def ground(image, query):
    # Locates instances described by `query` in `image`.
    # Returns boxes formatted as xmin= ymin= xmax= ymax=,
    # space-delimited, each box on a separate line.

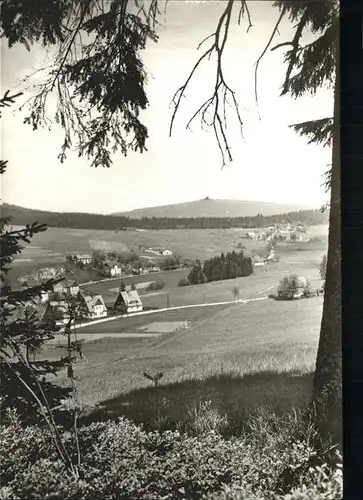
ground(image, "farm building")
xmin=114 ymin=290 xmax=143 ymax=314
xmin=102 ymin=261 xmax=122 ymax=277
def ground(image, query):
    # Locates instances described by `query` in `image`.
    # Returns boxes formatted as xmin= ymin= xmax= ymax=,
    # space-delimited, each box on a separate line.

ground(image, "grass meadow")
xmin=57 ymin=295 xmax=324 ymax=433
xmin=9 ymin=225 xmax=282 ymax=284
xmin=18 ymin=224 xmax=328 ymax=434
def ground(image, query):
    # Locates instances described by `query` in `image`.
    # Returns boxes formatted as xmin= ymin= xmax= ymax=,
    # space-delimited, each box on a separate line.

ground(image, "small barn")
xmin=114 ymin=290 xmax=143 ymax=314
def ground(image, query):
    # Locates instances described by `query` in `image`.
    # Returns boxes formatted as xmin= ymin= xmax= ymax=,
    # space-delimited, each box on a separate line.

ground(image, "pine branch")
xmin=289 ymin=117 xmax=333 ymax=147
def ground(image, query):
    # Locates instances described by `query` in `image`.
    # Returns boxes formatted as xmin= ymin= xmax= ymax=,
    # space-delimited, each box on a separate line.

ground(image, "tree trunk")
xmin=311 ymin=47 xmax=341 ymax=447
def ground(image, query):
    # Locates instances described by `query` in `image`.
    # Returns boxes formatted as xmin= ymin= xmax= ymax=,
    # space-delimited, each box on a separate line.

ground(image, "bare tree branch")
xmin=169 ymin=0 xmax=246 ymax=168
xmin=238 ymin=0 xmax=252 ymax=32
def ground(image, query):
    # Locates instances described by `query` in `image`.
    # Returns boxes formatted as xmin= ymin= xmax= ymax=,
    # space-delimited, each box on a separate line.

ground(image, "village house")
xmin=277 ymin=230 xmax=293 ymax=241
xmin=75 ymin=254 xmax=92 ymax=265
xmin=79 ymin=293 xmax=108 ymax=319
xmin=114 ymin=289 xmax=143 ymax=314
xmin=51 ymin=279 xmax=79 ymax=297
xmin=52 ymin=281 xmax=64 ymax=294
xmin=43 ymin=291 xmax=107 ymax=325
xmin=64 ymin=279 xmax=80 ymax=296
xmin=102 ymin=261 xmax=122 ymax=278
xmin=162 ymin=249 xmax=173 ymax=256
xmin=39 ymin=290 xmax=50 ymax=303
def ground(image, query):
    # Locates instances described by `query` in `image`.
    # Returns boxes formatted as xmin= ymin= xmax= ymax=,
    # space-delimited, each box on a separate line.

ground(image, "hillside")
xmin=1 ymin=202 xmax=327 ymax=231
xmin=113 ymin=198 xmax=313 ymax=219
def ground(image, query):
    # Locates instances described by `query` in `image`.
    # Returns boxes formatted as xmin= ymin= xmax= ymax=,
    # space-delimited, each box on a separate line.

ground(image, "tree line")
xmin=3 ymin=204 xmax=328 ymax=231
xmin=187 ymin=250 xmax=253 ymax=285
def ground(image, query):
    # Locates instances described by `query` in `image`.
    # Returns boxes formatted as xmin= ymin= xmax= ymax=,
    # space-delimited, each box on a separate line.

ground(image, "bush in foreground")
xmin=0 ymin=411 xmax=342 ymax=500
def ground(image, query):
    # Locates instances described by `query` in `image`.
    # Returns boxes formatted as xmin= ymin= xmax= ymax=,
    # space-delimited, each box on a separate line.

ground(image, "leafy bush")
xmin=178 ymin=278 xmax=190 ymax=287
xmin=277 ymin=274 xmax=300 ymax=300
xmin=147 ymin=279 xmax=165 ymax=291
xmin=0 ymin=413 xmax=342 ymax=500
xmin=276 ymin=275 xmax=312 ymax=301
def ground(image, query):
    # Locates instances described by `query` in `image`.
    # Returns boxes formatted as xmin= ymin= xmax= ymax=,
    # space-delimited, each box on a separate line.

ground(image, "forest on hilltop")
xmin=2 ymin=204 xmax=328 ymax=231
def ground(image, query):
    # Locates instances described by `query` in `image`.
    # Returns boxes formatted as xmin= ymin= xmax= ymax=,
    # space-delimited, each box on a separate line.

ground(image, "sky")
xmin=1 ymin=1 xmax=333 ymax=214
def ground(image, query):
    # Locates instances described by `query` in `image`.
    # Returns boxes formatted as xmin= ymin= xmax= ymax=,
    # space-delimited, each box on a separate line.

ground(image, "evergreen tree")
xmin=0 ymin=91 xmax=73 ymax=425
xmin=188 ymin=260 xmax=207 ymax=285
xmin=272 ymin=0 xmax=340 ymax=446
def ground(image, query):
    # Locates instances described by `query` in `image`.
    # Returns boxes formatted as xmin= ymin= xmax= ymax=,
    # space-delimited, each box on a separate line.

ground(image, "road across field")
xmin=68 ymin=295 xmax=270 ymax=333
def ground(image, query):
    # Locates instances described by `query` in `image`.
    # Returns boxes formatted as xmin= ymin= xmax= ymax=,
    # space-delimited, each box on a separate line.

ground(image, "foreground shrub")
xmin=0 ymin=412 xmax=342 ymax=500
xmin=276 ymin=275 xmax=313 ymax=301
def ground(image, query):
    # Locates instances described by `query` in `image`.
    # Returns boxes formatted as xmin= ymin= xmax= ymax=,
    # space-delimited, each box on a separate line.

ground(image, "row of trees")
xmin=2 ymin=204 xmax=328 ymax=231
xmin=188 ymin=251 xmax=253 ymax=285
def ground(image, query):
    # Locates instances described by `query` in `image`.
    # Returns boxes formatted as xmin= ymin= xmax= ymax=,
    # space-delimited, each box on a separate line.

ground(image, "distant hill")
xmin=1 ymin=202 xmax=328 ymax=231
xmin=113 ymin=198 xmax=314 ymax=219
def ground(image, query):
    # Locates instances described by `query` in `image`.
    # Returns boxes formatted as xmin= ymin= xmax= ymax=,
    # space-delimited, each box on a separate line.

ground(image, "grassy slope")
xmin=72 ymin=295 xmax=322 ymax=410
xmin=82 ymin=253 xmax=323 ymax=309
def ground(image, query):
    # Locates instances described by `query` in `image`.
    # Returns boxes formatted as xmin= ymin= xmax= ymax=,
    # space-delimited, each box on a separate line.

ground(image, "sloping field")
xmin=73 ymin=296 xmax=323 ymax=407
xmin=82 ymin=255 xmax=323 ymax=311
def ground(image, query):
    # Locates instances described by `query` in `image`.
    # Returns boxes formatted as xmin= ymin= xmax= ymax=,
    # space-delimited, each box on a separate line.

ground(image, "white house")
xmin=103 ymin=261 xmax=122 ymax=277
xmin=278 ymin=230 xmax=292 ymax=241
xmin=76 ymin=254 xmax=92 ymax=265
xmin=114 ymin=290 xmax=143 ymax=314
xmin=64 ymin=279 xmax=80 ymax=296
xmin=52 ymin=279 xmax=79 ymax=296
xmin=80 ymin=294 xmax=108 ymax=319
xmin=40 ymin=290 xmax=49 ymax=303
xmin=162 ymin=249 xmax=173 ymax=256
